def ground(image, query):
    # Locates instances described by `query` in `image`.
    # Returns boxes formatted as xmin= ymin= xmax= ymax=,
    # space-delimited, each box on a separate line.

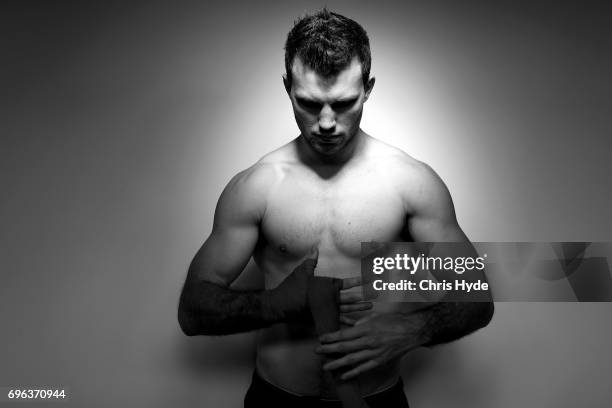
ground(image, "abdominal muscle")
xmin=253 ymin=248 xmax=403 ymax=398
xmin=255 ymin=312 xmax=402 ymax=399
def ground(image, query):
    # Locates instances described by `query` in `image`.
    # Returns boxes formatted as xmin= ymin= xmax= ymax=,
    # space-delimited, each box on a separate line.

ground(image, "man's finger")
xmin=322 ymin=349 xmax=376 ymax=371
xmin=354 ymin=312 xmax=379 ymax=326
xmin=342 ymin=275 xmax=374 ymax=289
xmin=341 ymin=276 xmax=362 ymax=289
xmin=339 ymin=315 xmax=356 ymax=326
xmin=340 ymin=360 xmax=381 ymax=380
xmin=319 ymin=325 xmax=366 ymax=343
xmin=340 ymin=302 xmax=373 ymax=313
xmin=339 ymin=291 xmax=366 ymax=304
xmin=316 ymin=336 xmax=370 ymax=354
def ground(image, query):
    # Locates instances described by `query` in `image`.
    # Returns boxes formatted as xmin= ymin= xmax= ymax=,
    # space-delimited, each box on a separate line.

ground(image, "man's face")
xmin=285 ymin=57 xmax=374 ymax=156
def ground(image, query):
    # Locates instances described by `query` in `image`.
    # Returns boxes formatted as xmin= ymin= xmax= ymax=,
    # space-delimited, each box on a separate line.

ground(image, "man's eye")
xmin=332 ymin=99 xmax=357 ymax=111
xmin=297 ymin=99 xmax=322 ymax=110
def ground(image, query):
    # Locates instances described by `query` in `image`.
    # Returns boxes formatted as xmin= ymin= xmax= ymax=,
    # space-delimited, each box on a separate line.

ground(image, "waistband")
xmin=250 ymin=370 xmax=405 ymax=403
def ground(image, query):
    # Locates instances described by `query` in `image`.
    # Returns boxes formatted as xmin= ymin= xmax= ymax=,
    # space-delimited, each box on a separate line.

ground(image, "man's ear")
xmin=364 ymin=77 xmax=376 ymax=101
xmin=283 ymin=74 xmax=291 ymax=95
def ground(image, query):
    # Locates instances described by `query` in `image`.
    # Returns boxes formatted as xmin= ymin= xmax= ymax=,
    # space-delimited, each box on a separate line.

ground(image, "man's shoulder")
xmin=366 ymin=138 xmax=437 ymax=182
xmin=219 ymin=144 xmax=297 ymax=212
xmin=226 ymin=161 xmax=286 ymax=198
xmin=214 ymin=163 xmax=280 ymax=223
xmin=366 ymin=138 xmax=450 ymax=210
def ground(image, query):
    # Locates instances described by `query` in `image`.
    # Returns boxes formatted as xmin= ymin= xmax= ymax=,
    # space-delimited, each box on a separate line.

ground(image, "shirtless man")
xmin=178 ymin=9 xmax=493 ymax=407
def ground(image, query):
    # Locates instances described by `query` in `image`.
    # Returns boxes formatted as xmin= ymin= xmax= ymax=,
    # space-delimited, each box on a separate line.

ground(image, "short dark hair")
xmin=284 ymin=9 xmax=371 ymax=88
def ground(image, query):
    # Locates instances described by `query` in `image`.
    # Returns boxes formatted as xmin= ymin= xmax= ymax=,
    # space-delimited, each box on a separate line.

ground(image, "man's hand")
xmin=316 ymin=312 xmax=429 ymax=380
xmin=265 ymin=248 xmax=374 ymax=323
xmin=265 ymin=247 xmax=319 ymax=321
xmin=339 ymin=276 xmax=373 ymax=314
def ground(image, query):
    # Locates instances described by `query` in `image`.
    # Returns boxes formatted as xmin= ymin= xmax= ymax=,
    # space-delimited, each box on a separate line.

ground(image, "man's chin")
xmin=314 ymin=145 xmax=343 ymax=156
xmin=313 ymin=140 xmax=345 ymax=154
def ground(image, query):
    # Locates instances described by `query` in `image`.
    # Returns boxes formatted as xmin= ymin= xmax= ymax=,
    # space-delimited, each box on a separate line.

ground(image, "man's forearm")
xmin=415 ymin=243 xmax=494 ymax=346
xmin=179 ymin=253 xmax=317 ymax=336
xmin=178 ymin=281 xmax=279 ymax=336
xmin=417 ymin=301 xmax=494 ymax=347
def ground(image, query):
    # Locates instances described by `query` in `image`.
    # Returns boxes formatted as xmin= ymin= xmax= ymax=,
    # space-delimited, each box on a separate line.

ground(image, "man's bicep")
xmin=406 ymin=165 xmax=468 ymax=243
xmin=409 ymin=211 xmax=468 ymax=242
xmin=187 ymin=223 xmax=259 ymax=287
xmin=185 ymin=169 xmax=267 ymax=287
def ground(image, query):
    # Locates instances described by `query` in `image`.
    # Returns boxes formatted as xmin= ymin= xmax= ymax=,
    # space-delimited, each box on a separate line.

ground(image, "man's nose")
xmin=318 ymin=105 xmax=336 ymax=133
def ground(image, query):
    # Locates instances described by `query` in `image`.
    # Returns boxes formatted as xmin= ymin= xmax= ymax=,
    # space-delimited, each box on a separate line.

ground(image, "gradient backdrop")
xmin=1 ymin=1 xmax=611 ymax=407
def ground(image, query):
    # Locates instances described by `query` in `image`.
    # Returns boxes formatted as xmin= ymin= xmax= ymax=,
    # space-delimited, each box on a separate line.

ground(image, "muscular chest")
xmin=260 ymin=169 xmax=406 ymax=258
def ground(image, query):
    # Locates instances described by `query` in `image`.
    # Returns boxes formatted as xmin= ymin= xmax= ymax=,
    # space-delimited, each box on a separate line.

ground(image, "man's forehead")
xmin=290 ymin=57 xmax=363 ymax=98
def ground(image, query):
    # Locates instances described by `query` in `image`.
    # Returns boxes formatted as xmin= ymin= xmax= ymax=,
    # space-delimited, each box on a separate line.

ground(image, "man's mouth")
xmin=315 ymin=136 xmax=342 ymax=144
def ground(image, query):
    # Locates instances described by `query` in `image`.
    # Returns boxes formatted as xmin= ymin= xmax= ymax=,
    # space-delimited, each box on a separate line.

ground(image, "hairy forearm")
xmin=178 ymin=281 xmax=277 ymax=336
xmin=417 ymin=301 xmax=494 ymax=347
xmin=415 ymin=243 xmax=494 ymax=346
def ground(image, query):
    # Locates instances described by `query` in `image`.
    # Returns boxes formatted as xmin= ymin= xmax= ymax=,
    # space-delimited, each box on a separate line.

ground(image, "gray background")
xmin=1 ymin=0 xmax=611 ymax=407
